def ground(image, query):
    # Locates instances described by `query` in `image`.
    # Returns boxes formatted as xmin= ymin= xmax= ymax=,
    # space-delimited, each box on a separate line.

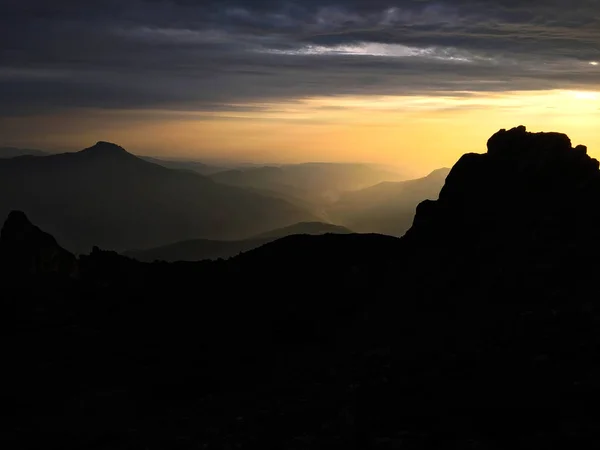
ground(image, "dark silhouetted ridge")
xmin=0 ymin=210 xmax=77 ymax=276
xmin=125 ymin=221 xmax=353 ymax=262
xmin=252 ymin=221 xmax=352 ymax=240
xmin=78 ymin=141 xmax=134 ymax=159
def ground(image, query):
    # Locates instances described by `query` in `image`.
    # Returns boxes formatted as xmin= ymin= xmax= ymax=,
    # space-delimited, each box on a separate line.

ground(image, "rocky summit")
xmin=408 ymin=125 xmax=600 ymax=246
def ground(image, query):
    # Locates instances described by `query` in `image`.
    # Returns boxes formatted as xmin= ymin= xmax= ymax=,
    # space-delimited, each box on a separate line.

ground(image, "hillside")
xmin=126 ymin=221 xmax=353 ymax=262
xmin=326 ymin=167 xmax=450 ymax=236
xmin=0 ymin=142 xmax=317 ymax=253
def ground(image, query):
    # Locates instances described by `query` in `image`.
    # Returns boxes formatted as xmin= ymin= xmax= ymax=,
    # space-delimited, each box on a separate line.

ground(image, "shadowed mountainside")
xmin=126 ymin=222 xmax=353 ymax=262
xmin=5 ymin=126 xmax=600 ymax=448
xmin=326 ymin=167 xmax=450 ymax=236
xmin=0 ymin=142 xmax=317 ymax=253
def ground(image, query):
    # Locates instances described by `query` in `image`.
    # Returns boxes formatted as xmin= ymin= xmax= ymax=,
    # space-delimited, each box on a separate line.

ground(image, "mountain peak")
xmin=487 ymin=125 xmax=577 ymax=160
xmin=80 ymin=141 xmax=131 ymax=157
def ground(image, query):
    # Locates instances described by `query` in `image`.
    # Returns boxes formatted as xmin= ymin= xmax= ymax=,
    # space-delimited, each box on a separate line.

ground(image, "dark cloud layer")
xmin=1 ymin=0 xmax=599 ymax=115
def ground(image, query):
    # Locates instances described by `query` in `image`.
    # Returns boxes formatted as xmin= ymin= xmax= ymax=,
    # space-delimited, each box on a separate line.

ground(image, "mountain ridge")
xmin=125 ymin=221 xmax=353 ymax=262
xmin=0 ymin=146 xmax=49 ymax=158
xmin=326 ymin=167 xmax=451 ymax=236
xmin=210 ymin=162 xmax=407 ymax=206
xmin=0 ymin=142 xmax=317 ymax=252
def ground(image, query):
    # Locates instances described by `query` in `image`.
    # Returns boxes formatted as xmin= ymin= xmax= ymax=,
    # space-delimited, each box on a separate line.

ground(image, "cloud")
xmin=1 ymin=0 xmax=599 ymax=116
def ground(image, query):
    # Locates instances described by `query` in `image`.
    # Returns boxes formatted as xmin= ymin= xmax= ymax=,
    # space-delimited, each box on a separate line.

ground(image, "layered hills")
xmin=139 ymin=156 xmax=225 ymax=175
xmin=210 ymin=162 xmax=406 ymax=206
xmin=0 ymin=146 xmax=48 ymax=158
xmin=326 ymin=167 xmax=450 ymax=236
xmin=4 ymin=126 xmax=600 ymax=448
xmin=126 ymin=221 xmax=353 ymax=262
xmin=0 ymin=142 xmax=317 ymax=253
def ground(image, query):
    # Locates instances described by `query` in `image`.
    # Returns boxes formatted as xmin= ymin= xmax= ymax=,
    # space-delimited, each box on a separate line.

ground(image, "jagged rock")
xmin=0 ymin=210 xmax=78 ymax=277
xmin=487 ymin=125 xmax=572 ymax=160
xmin=406 ymin=125 xmax=600 ymax=245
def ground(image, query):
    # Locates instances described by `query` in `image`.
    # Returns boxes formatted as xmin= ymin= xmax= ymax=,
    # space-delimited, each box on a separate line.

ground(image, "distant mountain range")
xmin=125 ymin=222 xmax=353 ymax=262
xmin=0 ymin=147 xmax=48 ymax=158
xmin=207 ymin=163 xmax=449 ymax=236
xmin=210 ymin=162 xmax=407 ymax=206
xmin=0 ymin=142 xmax=318 ymax=253
xmin=326 ymin=168 xmax=451 ymax=236
xmin=139 ymin=156 xmax=225 ymax=175
xmin=2 ymin=144 xmax=449 ymax=242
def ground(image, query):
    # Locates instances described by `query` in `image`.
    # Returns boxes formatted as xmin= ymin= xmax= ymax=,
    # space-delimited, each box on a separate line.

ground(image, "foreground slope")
xmin=5 ymin=126 xmax=600 ymax=448
xmin=0 ymin=142 xmax=316 ymax=252
xmin=126 ymin=222 xmax=353 ymax=262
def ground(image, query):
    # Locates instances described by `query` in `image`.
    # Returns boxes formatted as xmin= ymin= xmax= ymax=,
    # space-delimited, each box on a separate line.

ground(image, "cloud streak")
xmin=1 ymin=0 xmax=599 ymax=116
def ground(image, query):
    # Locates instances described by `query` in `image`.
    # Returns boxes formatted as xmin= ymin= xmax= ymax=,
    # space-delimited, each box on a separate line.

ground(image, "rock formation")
xmin=407 ymin=125 xmax=600 ymax=249
xmin=0 ymin=210 xmax=78 ymax=277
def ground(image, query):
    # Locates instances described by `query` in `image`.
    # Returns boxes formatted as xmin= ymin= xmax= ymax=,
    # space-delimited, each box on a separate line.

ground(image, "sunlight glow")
xmin=261 ymin=43 xmax=484 ymax=63
xmin=572 ymin=91 xmax=599 ymax=100
xmin=3 ymin=90 xmax=599 ymax=177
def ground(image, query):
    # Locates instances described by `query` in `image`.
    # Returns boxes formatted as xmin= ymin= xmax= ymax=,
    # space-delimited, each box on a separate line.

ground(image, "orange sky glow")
xmin=2 ymin=89 xmax=598 ymax=177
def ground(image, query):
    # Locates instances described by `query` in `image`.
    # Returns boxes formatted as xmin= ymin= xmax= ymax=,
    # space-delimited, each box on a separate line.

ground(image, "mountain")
xmin=6 ymin=126 xmax=600 ymax=448
xmin=0 ymin=210 xmax=78 ymax=277
xmin=125 ymin=221 xmax=353 ymax=262
xmin=406 ymin=126 xmax=600 ymax=248
xmin=140 ymin=156 xmax=225 ymax=175
xmin=209 ymin=162 xmax=406 ymax=207
xmin=355 ymin=127 xmax=600 ymax=445
xmin=0 ymin=142 xmax=317 ymax=253
xmin=326 ymin=167 xmax=450 ymax=236
xmin=0 ymin=147 xmax=48 ymax=158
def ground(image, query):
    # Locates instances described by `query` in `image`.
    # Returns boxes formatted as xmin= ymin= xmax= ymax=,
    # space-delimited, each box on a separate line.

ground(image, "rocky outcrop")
xmin=406 ymin=125 xmax=600 ymax=246
xmin=0 ymin=211 xmax=78 ymax=277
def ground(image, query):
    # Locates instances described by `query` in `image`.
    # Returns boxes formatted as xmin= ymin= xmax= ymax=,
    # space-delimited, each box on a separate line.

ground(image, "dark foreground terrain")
xmin=3 ymin=126 xmax=600 ymax=449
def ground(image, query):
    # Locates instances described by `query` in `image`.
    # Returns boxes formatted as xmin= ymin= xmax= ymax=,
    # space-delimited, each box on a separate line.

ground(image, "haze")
xmin=1 ymin=1 xmax=599 ymax=175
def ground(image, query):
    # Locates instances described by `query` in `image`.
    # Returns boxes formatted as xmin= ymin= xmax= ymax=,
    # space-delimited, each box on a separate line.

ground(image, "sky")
xmin=1 ymin=0 xmax=599 ymax=175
